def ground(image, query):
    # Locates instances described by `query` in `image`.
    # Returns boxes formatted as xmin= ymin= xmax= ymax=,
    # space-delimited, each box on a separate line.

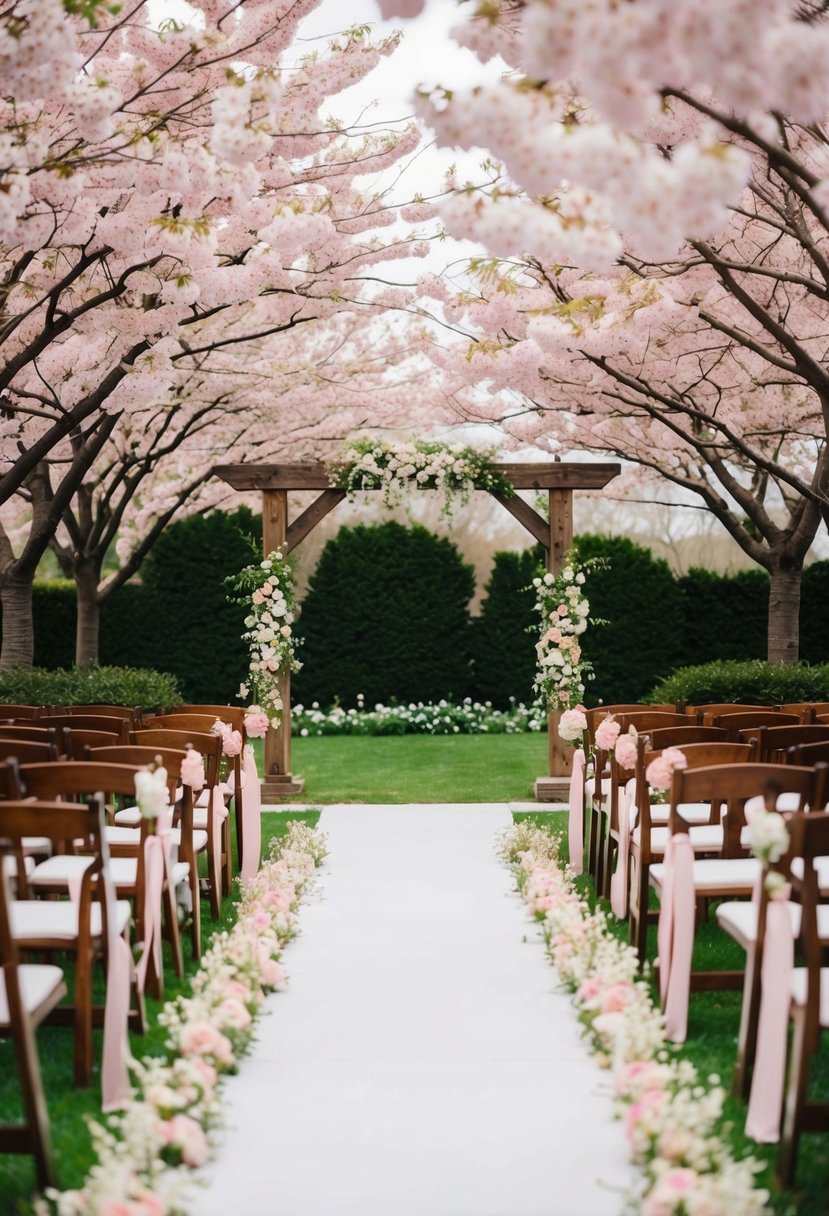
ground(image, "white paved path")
xmin=195 ymin=805 xmax=631 ymax=1216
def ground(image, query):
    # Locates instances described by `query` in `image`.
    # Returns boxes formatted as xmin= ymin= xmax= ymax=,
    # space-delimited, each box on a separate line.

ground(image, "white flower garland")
xmin=226 ymin=550 xmax=302 ymax=726
xmin=38 ymin=822 xmax=327 ymax=1216
xmin=497 ymin=822 xmax=770 ymax=1216
xmin=329 ymin=437 xmax=514 ymax=518
xmin=532 ymin=550 xmax=600 ymax=714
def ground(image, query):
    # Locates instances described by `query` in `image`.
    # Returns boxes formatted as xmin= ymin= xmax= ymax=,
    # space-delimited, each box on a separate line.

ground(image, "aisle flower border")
xmin=38 ymin=821 xmax=328 ymax=1216
xmin=532 ymin=549 xmax=603 ymax=718
xmin=497 ymin=821 xmax=769 ymax=1216
xmin=225 ymin=549 xmax=301 ymax=727
xmin=329 ymin=437 xmax=515 ymax=517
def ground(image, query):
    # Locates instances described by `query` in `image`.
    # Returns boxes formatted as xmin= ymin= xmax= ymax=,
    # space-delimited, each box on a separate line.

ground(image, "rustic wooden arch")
xmin=215 ymin=460 xmax=620 ymax=801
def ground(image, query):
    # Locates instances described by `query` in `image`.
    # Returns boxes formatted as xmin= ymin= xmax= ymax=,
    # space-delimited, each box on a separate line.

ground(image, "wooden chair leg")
xmin=629 ymin=856 xmax=650 ymax=967
xmin=73 ymin=949 xmax=93 ymax=1088
xmin=9 ymin=995 xmax=57 ymax=1189
xmin=206 ymin=850 xmax=222 ymax=920
xmin=778 ymin=1006 xmax=809 ymax=1187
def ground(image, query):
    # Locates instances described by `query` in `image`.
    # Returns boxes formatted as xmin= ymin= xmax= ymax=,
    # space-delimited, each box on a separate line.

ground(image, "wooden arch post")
xmin=215 ymin=460 xmax=620 ymax=802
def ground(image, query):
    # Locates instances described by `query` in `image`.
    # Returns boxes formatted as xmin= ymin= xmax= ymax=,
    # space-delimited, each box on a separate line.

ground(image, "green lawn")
xmin=288 ymin=732 xmax=549 ymax=803
xmin=514 ymin=810 xmax=829 ymax=1216
xmin=0 ymin=811 xmax=319 ymax=1215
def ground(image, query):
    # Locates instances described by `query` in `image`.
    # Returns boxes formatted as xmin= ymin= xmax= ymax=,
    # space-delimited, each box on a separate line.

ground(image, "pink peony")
xmin=222 ymin=729 xmax=243 ymax=757
xmin=601 ymin=981 xmax=633 ymax=1013
xmin=626 ymin=1088 xmax=666 ymax=1139
xmin=646 ymin=746 xmax=688 ymax=791
xmin=216 ymin=997 xmax=252 ymax=1031
xmin=559 ymin=705 xmax=588 ymax=743
xmin=180 ymin=749 xmax=205 ymax=790
xmin=244 ymin=709 xmax=269 ymax=738
xmin=179 ymin=1021 xmax=234 ymax=1066
xmin=643 ymin=1168 xmax=699 ymax=1215
xmin=595 ymin=715 xmax=621 ymax=751
xmin=576 ymin=976 xmax=604 ymax=1003
xmin=614 ymin=727 xmax=638 ymax=770
xmin=157 ymin=1114 xmax=209 ymax=1168
xmin=261 ymin=958 xmax=286 ymax=988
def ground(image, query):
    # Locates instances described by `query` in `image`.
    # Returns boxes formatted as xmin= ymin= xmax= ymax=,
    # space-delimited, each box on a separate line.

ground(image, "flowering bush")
xmin=329 ymin=437 xmax=514 ymax=517
xmin=225 ymin=550 xmax=301 ymax=726
xmin=532 ymin=551 xmax=603 ymax=713
xmin=37 ymin=821 xmax=327 ymax=1216
xmin=292 ymin=696 xmax=547 ymax=736
xmin=497 ymin=821 xmax=769 ymax=1216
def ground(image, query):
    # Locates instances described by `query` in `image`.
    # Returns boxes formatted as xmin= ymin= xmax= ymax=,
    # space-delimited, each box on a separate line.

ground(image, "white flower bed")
xmin=292 ymin=696 xmax=547 ymax=736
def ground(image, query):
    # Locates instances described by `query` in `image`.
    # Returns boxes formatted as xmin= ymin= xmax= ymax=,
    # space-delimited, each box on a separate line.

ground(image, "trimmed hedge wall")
xmin=11 ymin=515 xmax=829 ymax=711
xmin=293 ymin=521 xmax=475 ymax=707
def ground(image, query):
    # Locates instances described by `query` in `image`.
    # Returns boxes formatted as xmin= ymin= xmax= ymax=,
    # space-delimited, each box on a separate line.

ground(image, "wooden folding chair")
xmin=627 ymin=740 xmax=757 ymax=963
xmin=736 ymin=723 xmax=829 ymax=763
xmin=1 ymin=793 xmax=132 ymax=1086
xmin=0 ymin=846 xmax=66 ymax=1189
xmin=651 ymin=764 xmax=824 ymax=1035
xmin=87 ymin=744 xmax=202 ymax=959
xmin=133 ymin=728 xmax=225 ymax=917
xmin=691 ymin=703 xmax=776 ymax=723
xmin=14 ymin=761 xmax=185 ymax=996
xmin=0 ymin=739 xmax=59 ymax=765
xmin=42 ymin=714 xmax=130 ymax=743
xmin=777 ymin=810 xmax=829 ymax=1184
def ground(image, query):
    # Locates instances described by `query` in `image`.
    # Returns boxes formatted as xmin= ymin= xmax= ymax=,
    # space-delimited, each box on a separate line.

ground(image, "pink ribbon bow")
xmin=610 ymin=784 xmax=631 ymax=919
xmin=240 ymin=745 xmax=262 ymax=884
xmin=746 ymin=885 xmax=794 ymax=1142
xmin=568 ymin=748 xmax=586 ymax=876
xmin=657 ymin=832 xmax=695 ymax=1042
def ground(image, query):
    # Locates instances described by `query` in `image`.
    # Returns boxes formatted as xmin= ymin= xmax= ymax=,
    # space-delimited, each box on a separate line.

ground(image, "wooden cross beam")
xmin=214 ymin=459 xmax=621 ymax=802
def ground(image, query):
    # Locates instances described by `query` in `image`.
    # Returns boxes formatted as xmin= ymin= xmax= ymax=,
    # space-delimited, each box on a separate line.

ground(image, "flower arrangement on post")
xmin=329 ymin=437 xmax=514 ymax=517
xmin=532 ymin=550 xmax=604 ymax=734
xmin=225 ymin=550 xmax=301 ymax=727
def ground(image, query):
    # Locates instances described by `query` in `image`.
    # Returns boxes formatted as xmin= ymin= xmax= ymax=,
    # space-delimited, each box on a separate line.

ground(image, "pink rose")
xmin=601 ymin=981 xmax=633 ymax=1013
xmin=646 ymin=1168 xmax=699 ymax=1209
xmin=646 ymin=746 xmax=688 ymax=791
xmin=221 ymin=979 xmax=250 ymax=1002
xmin=614 ymin=728 xmax=638 ymax=770
xmin=595 ymin=715 xmax=621 ymax=751
xmin=179 ymin=1021 xmax=234 ymax=1066
xmin=626 ymin=1088 xmax=666 ymax=1139
xmin=222 ymin=729 xmax=243 ymax=757
xmin=216 ymin=997 xmax=252 ymax=1031
xmin=261 ymin=958 xmax=286 ymax=988
xmin=576 ymin=976 xmax=603 ymax=1003
xmin=244 ymin=709 xmax=269 ymax=738
xmin=159 ymin=1115 xmax=209 ymax=1168
xmin=558 ymin=690 xmax=570 ymax=703
xmin=180 ymin=749 xmax=205 ymax=790
xmin=189 ymin=1058 xmax=218 ymax=1092
xmin=251 ymin=589 xmax=264 ymax=605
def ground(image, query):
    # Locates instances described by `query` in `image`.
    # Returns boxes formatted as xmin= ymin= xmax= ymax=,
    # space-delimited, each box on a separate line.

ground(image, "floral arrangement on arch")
xmin=329 ymin=437 xmax=514 ymax=517
xmin=37 ymin=821 xmax=328 ymax=1216
xmin=533 ymin=550 xmax=603 ymax=719
xmin=226 ymin=550 xmax=301 ymax=727
xmin=496 ymin=821 xmax=769 ymax=1216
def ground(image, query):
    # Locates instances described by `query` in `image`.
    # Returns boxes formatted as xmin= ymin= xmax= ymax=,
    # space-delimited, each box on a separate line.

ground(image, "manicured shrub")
xmin=573 ymin=534 xmax=686 ymax=706
xmin=649 ymin=659 xmax=829 ymax=706
xmin=0 ymin=665 xmax=182 ymax=709
xmin=800 ymin=560 xmax=829 ymax=663
xmin=137 ymin=508 xmax=260 ymax=702
xmin=677 ymin=567 xmax=768 ymax=663
xmin=294 ymin=521 xmax=475 ymax=707
xmin=32 ymin=580 xmax=76 ymax=668
xmin=471 ymin=548 xmax=541 ymax=707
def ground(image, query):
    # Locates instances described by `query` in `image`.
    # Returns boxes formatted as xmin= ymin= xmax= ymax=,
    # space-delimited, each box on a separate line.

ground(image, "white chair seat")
xmin=585 ymin=775 xmax=610 ymax=804
xmin=171 ymin=860 xmax=189 ymax=885
xmin=650 ymin=856 xmax=761 ymax=893
xmin=105 ymin=825 xmax=206 ymax=852
xmin=28 ymin=855 xmax=93 ymax=888
xmin=190 ymin=829 xmax=208 ymax=852
xmin=790 ymin=968 xmax=829 ymax=1025
xmin=11 ymin=897 xmax=131 ymax=941
xmin=636 ymin=802 xmax=713 ymax=827
xmin=790 ymin=855 xmax=829 ymax=889
xmin=633 ymin=824 xmax=724 ymax=853
xmin=22 ymin=837 xmax=51 ymax=856
xmin=113 ymin=807 xmax=141 ymax=827
xmin=0 ymin=964 xmax=65 ymax=1025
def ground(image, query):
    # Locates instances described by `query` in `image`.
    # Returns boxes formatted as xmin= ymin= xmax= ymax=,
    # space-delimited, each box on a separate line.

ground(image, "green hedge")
xmin=0 ymin=665 xmax=182 ymax=709
xmin=294 ymin=521 xmax=475 ymax=707
xmin=649 ymin=659 xmax=829 ymax=706
xmin=471 ymin=548 xmax=541 ymax=708
xmin=676 ymin=567 xmax=769 ymax=663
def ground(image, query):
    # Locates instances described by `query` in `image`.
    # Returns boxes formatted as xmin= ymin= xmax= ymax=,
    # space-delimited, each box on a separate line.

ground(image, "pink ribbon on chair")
xmin=240 ymin=745 xmax=262 ymax=884
xmin=568 ymin=748 xmax=586 ymax=876
xmin=745 ymin=886 xmax=794 ymax=1142
xmin=610 ymin=785 xmax=631 ymax=919
xmin=657 ymin=832 xmax=695 ymax=1042
xmin=134 ymin=833 xmax=165 ymax=995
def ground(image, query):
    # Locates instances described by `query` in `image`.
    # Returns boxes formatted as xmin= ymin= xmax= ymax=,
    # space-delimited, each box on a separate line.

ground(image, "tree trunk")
xmin=0 ymin=573 xmax=35 ymax=670
xmin=767 ymin=559 xmax=801 ymax=665
xmin=75 ymin=561 xmax=102 ymax=669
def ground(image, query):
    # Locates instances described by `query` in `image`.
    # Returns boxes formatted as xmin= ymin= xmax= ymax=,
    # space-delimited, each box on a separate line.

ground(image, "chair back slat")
xmin=42 ymin=714 xmax=130 ymax=742
xmin=737 ymin=723 xmax=829 ymax=762
xmin=0 ymin=738 xmax=58 ymax=765
xmin=713 ymin=710 xmax=800 ymax=739
xmin=646 ymin=725 xmax=728 ymax=750
xmin=788 ymin=738 xmax=829 ymax=767
xmin=132 ymin=729 xmax=222 ymax=784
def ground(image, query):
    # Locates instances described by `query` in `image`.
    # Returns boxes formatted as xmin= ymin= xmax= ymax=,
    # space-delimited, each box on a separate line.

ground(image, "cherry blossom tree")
xmin=400 ymin=0 xmax=829 ymax=663
xmin=0 ymin=0 xmax=439 ymax=667
xmin=37 ymin=310 xmax=440 ymax=665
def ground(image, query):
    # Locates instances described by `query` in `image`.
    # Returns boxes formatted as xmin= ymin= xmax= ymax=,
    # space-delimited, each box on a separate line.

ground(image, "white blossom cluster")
xmin=532 ymin=551 xmax=596 ymax=712
xmin=293 ymin=696 xmax=547 ymax=736
xmin=227 ymin=550 xmax=302 ymax=727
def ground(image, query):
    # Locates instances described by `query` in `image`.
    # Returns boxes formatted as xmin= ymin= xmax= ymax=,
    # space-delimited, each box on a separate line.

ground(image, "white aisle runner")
xmin=196 ymin=805 xmax=630 ymax=1216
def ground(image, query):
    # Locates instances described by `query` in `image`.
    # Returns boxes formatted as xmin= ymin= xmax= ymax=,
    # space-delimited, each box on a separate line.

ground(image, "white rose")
xmin=543 ymin=573 xmax=554 ymax=586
